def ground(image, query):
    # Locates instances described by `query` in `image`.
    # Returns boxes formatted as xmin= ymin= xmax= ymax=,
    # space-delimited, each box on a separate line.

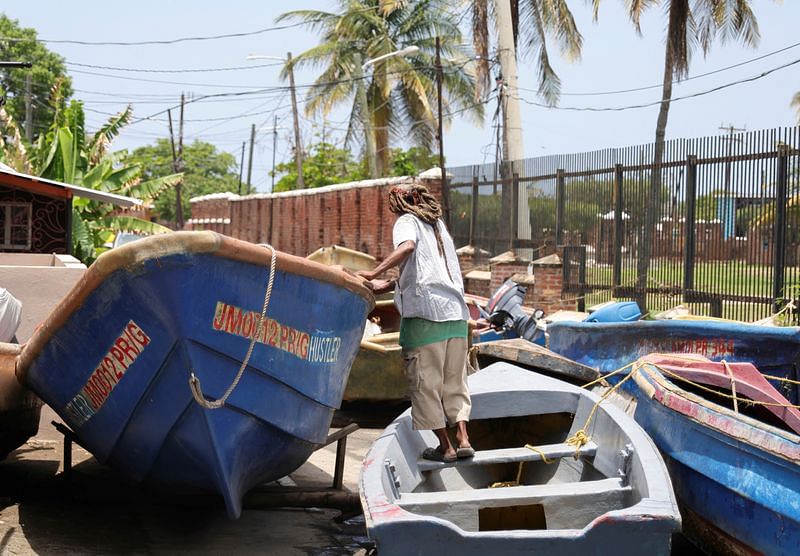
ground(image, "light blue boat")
xmin=631 ymin=354 xmax=800 ymax=555
xmin=360 ymin=362 xmax=680 ymax=555
xmin=547 ymin=319 xmax=800 ymax=402
xmin=16 ymin=232 xmax=373 ymax=517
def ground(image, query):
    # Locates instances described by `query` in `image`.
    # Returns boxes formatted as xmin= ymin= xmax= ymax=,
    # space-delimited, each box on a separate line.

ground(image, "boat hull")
xmin=19 ymin=232 xmax=372 ymax=517
xmin=548 ymin=320 xmax=800 ymax=401
xmin=360 ymin=363 xmax=680 ymax=555
xmin=633 ymin=362 xmax=800 ymax=555
xmin=0 ymin=343 xmax=40 ymax=460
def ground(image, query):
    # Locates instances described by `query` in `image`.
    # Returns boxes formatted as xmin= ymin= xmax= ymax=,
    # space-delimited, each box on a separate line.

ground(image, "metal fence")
xmin=446 ymin=126 xmax=800 ymax=322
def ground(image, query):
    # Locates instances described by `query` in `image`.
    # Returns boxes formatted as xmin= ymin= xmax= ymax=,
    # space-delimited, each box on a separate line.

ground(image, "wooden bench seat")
xmin=399 ymin=477 xmax=629 ymax=531
xmin=417 ymin=441 xmax=598 ymax=472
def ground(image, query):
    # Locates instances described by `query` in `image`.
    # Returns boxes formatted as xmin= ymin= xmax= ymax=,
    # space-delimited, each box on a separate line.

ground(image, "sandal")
xmin=422 ymin=446 xmax=457 ymax=463
xmin=456 ymin=445 xmax=475 ymax=458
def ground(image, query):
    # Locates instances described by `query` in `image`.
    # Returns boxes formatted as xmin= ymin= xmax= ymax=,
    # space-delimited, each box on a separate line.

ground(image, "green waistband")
xmin=399 ymin=318 xmax=467 ymax=349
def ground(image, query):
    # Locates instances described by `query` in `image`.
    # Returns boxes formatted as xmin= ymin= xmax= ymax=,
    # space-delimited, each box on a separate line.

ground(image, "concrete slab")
xmin=0 ymin=405 xmax=382 ymax=555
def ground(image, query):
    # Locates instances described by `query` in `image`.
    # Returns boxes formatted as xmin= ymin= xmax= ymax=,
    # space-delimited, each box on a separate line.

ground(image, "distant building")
xmin=0 ymin=164 xmax=140 ymax=255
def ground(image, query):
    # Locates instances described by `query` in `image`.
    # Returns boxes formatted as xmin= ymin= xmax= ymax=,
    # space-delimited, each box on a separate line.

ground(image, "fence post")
xmin=683 ymin=155 xmax=697 ymax=296
xmin=510 ymin=172 xmax=519 ymax=252
xmin=773 ymin=144 xmax=789 ymax=312
xmin=613 ymin=164 xmax=623 ymax=296
xmin=555 ymin=169 xmax=565 ymax=247
xmin=469 ymin=175 xmax=479 ymax=246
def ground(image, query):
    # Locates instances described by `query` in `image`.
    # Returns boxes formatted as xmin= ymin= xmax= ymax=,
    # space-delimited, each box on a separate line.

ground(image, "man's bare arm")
xmin=356 ymin=240 xmax=415 ymax=281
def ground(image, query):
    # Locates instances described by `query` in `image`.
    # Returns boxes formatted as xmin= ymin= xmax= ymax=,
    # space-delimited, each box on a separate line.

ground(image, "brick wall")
xmin=188 ymin=175 xmax=573 ymax=314
xmin=188 ymin=175 xmax=441 ymax=260
xmin=531 ymin=254 xmax=577 ymax=314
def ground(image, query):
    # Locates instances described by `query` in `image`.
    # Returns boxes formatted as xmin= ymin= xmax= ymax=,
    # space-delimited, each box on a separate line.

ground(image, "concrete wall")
xmin=0 ymin=254 xmax=86 ymax=342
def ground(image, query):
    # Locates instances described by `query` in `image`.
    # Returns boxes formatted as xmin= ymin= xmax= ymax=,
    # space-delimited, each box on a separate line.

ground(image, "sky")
xmin=1 ymin=1 xmax=798 ymax=193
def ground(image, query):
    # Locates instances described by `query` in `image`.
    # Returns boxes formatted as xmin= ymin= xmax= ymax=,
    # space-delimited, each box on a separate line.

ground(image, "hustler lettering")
xmin=212 ymin=301 xmax=341 ymax=363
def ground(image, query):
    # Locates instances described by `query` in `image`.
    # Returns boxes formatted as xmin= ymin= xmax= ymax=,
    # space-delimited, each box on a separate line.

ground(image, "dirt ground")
xmin=0 ymin=405 xmax=383 ymax=555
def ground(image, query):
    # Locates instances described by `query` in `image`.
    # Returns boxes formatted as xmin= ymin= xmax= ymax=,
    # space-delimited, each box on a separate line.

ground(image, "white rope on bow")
xmin=189 ymin=243 xmax=277 ymax=409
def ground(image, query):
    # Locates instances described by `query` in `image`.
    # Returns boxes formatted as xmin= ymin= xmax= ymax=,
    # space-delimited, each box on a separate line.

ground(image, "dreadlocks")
xmin=388 ymin=183 xmax=452 ymax=279
xmin=388 ymin=184 xmax=442 ymax=225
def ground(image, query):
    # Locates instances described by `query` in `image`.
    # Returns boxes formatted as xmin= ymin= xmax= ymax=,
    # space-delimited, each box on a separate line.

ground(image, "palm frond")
xmin=793 ymin=91 xmax=800 ymax=124
xmin=0 ymin=106 xmax=32 ymax=173
xmin=71 ymin=208 xmax=95 ymax=262
xmin=98 ymin=215 xmax=173 ymax=235
xmin=88 ymin=105 xmax=133 ymax=165
xmin=122 ymin=173 xmax=183 ymax=203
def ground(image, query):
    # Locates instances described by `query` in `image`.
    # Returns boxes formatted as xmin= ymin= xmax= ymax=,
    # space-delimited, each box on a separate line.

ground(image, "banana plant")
xmin=0 ymin=93 xmax=182 ymax=264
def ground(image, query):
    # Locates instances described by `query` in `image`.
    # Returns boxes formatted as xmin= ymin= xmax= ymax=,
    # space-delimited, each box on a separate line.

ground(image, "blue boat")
xmin=15 ymin=231 xmax=373 ymax=517
xmin=630 ymin=354 xmax=800 ymax=555
xmin=547 ymin=319 xmax=800 ymax=402
xmin=360 ymin=362 xmax=680 ymax=555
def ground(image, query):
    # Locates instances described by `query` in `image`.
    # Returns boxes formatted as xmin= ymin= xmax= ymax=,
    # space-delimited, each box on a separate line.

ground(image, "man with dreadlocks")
xmin=357 ymin=183 xmax=474 ymax=463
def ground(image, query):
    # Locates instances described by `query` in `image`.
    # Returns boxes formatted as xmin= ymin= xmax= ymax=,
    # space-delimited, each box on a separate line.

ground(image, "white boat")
xmin=359 ymin=362 xmax=680 ymax=555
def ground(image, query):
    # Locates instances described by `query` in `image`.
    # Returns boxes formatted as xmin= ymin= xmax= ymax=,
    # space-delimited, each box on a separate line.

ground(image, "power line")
xmin=65 ymin=61 xmax=283 ymax=74
xmin=520 ymin=39 xmax=800 ymax=98
xmin=0 ymin=20 xmax=323 ymax=47
xmin=0 ymin=6 xmax=383 ymax=47
xmin=513 ymin=56 xmax=800 ymax=112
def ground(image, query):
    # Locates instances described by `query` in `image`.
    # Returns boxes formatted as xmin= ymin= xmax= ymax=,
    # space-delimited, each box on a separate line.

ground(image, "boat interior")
xmin=381 ymin=379 xmax=651 ymax=533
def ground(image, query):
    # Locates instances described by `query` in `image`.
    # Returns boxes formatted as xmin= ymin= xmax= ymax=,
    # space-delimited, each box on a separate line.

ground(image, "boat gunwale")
xmin=633 ymin=359 xmax=800 ymax=462
xmin=16 ymin=231 xmax=374 ymax=383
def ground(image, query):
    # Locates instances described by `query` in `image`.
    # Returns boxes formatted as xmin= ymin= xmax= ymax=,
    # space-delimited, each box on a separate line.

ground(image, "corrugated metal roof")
xmin=0 ymin=165 xmax=143 ymax=208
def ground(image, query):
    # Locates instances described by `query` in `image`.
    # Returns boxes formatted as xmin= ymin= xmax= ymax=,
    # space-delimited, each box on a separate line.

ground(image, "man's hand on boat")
xmin=356 ymin=270 xmax=395 ymax=294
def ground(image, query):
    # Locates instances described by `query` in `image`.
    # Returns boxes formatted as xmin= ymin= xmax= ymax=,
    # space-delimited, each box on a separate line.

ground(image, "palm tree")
xmin=277 ymin=0 xmax=482 ymax=177
xmin=592 ymin=0 xmax=760 ymax=310
xmin=792 ymin=91 xmax=800 ymax=123
xmin=469 ymin=0 xmax=583 ymax=106
xmin=0 ymin=84 xmax=181 ymax=263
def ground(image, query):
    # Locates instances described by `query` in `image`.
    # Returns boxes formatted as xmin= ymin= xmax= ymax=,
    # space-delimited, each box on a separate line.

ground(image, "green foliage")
xmin=273 ymin=142 xmax=438 ymax=192
xmin=274 ymin=141 xmax=366 ymax=192
xmin=125 ymin=139 xmax=240 ymax=221
xmin=278 ymin=1 xmax=481 ymax=174
xmin=0 ymin=15 xmax=73 ymax=140
xmin=389 ymin=147 xmax=439 ymax=177
xmin=18 ymin=101 xmax=179 ymax=264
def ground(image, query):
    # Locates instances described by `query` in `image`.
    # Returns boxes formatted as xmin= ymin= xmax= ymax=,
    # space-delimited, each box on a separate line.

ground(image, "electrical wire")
xmin=512 ymin=56 xmax=800 ymax=112
xmin=65 ymin=61 xmax=283 ymax=74
xmin=519 ymin=39 xmax=800 ymax=98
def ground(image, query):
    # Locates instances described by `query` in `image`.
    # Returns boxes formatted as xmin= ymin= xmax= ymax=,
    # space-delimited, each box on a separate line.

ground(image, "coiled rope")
xmin=189 ymin=243 xmax=277 ymax=409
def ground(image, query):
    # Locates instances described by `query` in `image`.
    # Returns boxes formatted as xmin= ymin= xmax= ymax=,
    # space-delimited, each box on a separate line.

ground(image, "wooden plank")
xmin=399 ymin=477 xmax=627 ymax=508
xmin=476 ymin=339 xmax=599 ymax=383
xmin=417 ymin=441 xmax=598 ymax=472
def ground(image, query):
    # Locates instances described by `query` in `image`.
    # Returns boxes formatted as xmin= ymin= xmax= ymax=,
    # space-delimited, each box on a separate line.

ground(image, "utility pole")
xmin=719 ymin=123 xmax=745 ymax=240
xmin=237 ymin=140 xmax=245 ymax=195
xmin=167 ymin=95 xmax=186 ymax=230
xmin=271 ymin=114 xmax=279 ymax=193
xmin=494 ymin=0 xmax=530 ymax=255
xmin=176 ymin=93 xmax=185 ymax=229
xmin=435 ymin=37 xmax=450 ymax=225
xmin=247 ymin=123 xmax=256 ymax=193
xmin=24 ymin=73 xmax=33 ymax=143
xmin=354 ymin=53 xmax=378 ymax=179
xmin=286 ymin=52 xmax=305 ymax=189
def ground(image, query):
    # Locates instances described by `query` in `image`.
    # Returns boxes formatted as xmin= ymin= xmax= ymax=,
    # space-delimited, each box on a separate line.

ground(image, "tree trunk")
xmin=636 ymin=32 xmax=675 ymax=312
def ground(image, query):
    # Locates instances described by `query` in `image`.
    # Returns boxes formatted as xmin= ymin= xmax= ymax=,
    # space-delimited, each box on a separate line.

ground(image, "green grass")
xmin=576 ymin=260 xmax=800 ymax=323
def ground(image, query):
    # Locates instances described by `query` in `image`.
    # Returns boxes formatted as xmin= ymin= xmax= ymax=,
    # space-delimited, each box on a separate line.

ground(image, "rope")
xmin=524 ymin=443 xmax=553 ymax=464
xmin=763 ymin=373 xmax=800 ymax=385
xmin=649 ymin=361 xmax=800 ymax=410
xmin=566 ymin=430 xmax=592 ymax=458
xmin=189 ymin=243 xmax=277 ymax=409
xmin=722 ymin=360 xmax=739 ymax=413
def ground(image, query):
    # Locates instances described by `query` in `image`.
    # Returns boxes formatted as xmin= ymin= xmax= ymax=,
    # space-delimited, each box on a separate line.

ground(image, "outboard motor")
xmin=484 ymin=279 xmax=544 ymax=342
